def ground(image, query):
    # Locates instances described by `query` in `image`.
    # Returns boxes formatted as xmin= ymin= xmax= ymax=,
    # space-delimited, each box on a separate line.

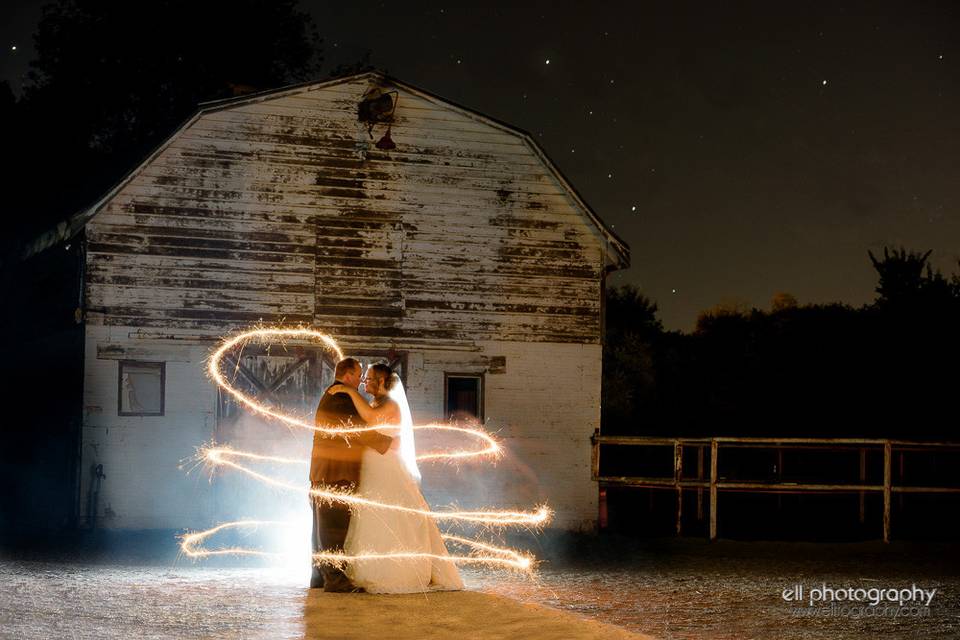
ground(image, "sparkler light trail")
xmin=181 ymin=326 xmax=552 ymax=572
xmin=203 ymin=445 xmax=550 ymax=526
xmin=181 ymin=520 xmax=535 ymax=571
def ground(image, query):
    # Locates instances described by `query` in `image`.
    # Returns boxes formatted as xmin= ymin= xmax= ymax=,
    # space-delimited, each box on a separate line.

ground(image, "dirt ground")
xmin=0 ymin=560 xmax=647 ymax=640
xmin=302 ymin=590 xmax=649 ymax=640
xmin=2 ymin=537 xmax=959 ymax=639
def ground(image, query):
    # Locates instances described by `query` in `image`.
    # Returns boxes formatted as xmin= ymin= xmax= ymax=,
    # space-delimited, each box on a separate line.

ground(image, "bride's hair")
xmin=369 ymin=362 xmax=398 ymax=391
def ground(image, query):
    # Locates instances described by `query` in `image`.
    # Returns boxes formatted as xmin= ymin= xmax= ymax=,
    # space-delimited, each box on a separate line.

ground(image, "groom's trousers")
xmin=311 ymin=479 xmax=354 ymax=590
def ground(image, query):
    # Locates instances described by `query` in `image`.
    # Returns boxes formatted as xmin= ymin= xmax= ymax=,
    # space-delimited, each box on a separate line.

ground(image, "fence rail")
xmin=591 ymin=434 xmax=960 ymax=542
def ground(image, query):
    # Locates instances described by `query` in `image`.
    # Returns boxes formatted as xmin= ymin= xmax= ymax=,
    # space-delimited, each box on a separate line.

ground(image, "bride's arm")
xmin=328 ymin=385 xmax=398 ymax=424
xmin=327 ymin=385 xmax=396 ymax=455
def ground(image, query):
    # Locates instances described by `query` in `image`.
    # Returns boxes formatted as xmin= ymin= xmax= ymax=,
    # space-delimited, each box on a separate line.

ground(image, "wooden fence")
xmin=592 ymin=434 xmax=960 ymax=542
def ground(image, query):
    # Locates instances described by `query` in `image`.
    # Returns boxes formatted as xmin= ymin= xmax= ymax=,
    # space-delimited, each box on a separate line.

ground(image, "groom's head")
xmin=334 ymin=357 xmax=362 ymax=388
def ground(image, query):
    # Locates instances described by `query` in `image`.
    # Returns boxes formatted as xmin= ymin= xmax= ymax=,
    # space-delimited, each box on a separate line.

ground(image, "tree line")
xmin=602 ymin=247 xmax=960 ymax=440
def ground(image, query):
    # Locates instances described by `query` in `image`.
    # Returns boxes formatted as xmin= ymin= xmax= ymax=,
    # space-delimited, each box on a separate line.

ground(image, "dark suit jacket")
xmin=309 ymin=382 xmax=393 ymax=486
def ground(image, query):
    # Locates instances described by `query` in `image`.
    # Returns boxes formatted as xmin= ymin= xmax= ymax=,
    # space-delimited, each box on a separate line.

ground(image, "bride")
xmin=327 ymin=363 xmax=463 ymax=594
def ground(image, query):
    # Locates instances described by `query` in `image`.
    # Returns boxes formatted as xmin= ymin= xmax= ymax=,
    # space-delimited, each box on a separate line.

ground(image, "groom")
xmin=309 ymin=357 xmax=393 ymax=591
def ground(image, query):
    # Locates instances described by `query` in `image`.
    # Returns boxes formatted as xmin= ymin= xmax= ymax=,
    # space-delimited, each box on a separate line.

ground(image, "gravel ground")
xmin=1 ymin=539 xmax=958 ymax=639
xmin=468 ymin=539 xmax=960 ymax=640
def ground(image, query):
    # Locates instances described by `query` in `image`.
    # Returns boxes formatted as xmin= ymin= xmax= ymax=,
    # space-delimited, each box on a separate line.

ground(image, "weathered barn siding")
xmin=84 ymin=75 xmax=611 ymax=342
xmin=79 ymin=334 xmax=599 ymax=530
xmin=79 ymin=326 xmax=219 ymax=529
xmin=74 ymin=72 xmax=626 ymax=531
xmin=410 ymin=341 xmax=602 ymax=530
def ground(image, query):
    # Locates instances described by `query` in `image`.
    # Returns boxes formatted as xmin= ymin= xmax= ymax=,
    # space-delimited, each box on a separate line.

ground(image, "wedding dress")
xmin=343 ymin=380 xmax=463 ymax=594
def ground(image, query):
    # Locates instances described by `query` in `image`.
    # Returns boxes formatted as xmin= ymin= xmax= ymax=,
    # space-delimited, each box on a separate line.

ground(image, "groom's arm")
xmin=314 ymin=394 xmax=357 ymax=441
xmin=315 ymin=400 xmax=392 ymax=455
xmin=328 ymin=393 xmax=393 ymax=455
xmin=354 ymin=429 xmax=393 ymax=455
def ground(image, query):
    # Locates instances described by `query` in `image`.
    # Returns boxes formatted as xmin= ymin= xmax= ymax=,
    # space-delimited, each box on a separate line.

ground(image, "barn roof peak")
xmin=21 ymin=70 xmax=628 ymax=269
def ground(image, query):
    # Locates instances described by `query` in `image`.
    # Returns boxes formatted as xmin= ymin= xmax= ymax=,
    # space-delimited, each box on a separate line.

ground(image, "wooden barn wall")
xmin=84 ymin=78 xmax=605 ymax=345
xmin=78 ymin=331 xmax=601 ymax=530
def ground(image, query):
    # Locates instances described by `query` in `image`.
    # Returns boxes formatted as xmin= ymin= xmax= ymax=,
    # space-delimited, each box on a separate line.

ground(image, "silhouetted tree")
xmin=606 ymin=284 xmax=664 ymax=339
xmin=770 ymin=292 xmax=799 ymax=312
xmin=867 ymin=246 xmax=957 ymax=308
xmin=694 ymin=300 xmax=752 ymax=334
xmin=5 ymin=0 xmax=325 ymax=252
xmin=868 ymin=246 xmax=931 ymax=302
xmin=602 ymin=285 xmax=666 ymax=432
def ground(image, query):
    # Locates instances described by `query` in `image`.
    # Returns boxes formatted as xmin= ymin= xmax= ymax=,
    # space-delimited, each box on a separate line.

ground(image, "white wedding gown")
xmin=343 ymin=385 xmax=463 ymax=594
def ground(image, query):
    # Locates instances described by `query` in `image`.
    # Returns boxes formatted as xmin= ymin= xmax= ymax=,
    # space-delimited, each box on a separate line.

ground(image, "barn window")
xmin=118 ymin=360 xmax=165 ymax=416
xmin=444 ymin=373 xmax=483 ymax=422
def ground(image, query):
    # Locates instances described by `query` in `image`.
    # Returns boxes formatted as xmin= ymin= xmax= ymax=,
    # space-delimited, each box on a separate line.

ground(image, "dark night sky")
xmin=2 ymin=1 xmax=958 ymax=331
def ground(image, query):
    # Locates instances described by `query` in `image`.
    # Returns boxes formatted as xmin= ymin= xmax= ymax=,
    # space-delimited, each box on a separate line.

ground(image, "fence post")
xmin=697 ymin=445 xmax=705 ymax=521
xmin=883 ymin=441 xmax=892 ymax=543
xmin=858 ymin=448 xmax=866 ymax=524
xmin=898 ymin=452 xmax=905 ymax=511
xmin=674 ymin=441 xmax=683 ymax=535
xmin=776 ymin=447 xmax=783 ymax=512
xmin=710 ymin=439 xmax=719 ymax=541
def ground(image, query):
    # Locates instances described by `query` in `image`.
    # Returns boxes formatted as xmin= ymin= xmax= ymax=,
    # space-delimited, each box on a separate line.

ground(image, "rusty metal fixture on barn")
xmin=375 ymin=125 xmax=396 ymax=150
xmin=358 ymin=86 xmax=398 ymax=149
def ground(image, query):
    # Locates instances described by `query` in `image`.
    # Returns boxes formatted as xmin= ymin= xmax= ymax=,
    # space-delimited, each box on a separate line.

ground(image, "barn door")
xmin=215 ymin=347 xmax=407 ymax=441
xmin=211 ymin=344 xmax=334 ymax=523
xmin=215 ymin=344 xmax=335 ymax=441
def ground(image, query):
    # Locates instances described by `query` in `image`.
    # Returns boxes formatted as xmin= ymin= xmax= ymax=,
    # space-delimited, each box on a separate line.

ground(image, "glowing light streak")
xmin=181 ymin=521 xmax=534 ymax=571
xmin=201 ymin=447 xmax=550 ymax=527
xmin=181 ymin=520 xmax=294 ymax=559
xmin=208 ymin=328 xmax=503 ymax=460
xmin=183 ymin=326 xmax=552 ymax=573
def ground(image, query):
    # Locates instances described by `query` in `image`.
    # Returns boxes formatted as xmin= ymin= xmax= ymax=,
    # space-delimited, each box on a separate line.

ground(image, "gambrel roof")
xmin=23 ymin=71 xmax=629 ymax=269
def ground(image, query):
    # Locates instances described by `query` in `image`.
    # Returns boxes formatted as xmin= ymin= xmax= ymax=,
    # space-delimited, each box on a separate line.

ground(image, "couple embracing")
xmin=308 ymin=357 xmax=463 ymax=594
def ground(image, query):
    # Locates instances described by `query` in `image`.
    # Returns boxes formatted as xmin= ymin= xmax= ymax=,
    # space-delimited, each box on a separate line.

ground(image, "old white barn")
xmin=27 ymin=71 xmax=628 ymax=532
